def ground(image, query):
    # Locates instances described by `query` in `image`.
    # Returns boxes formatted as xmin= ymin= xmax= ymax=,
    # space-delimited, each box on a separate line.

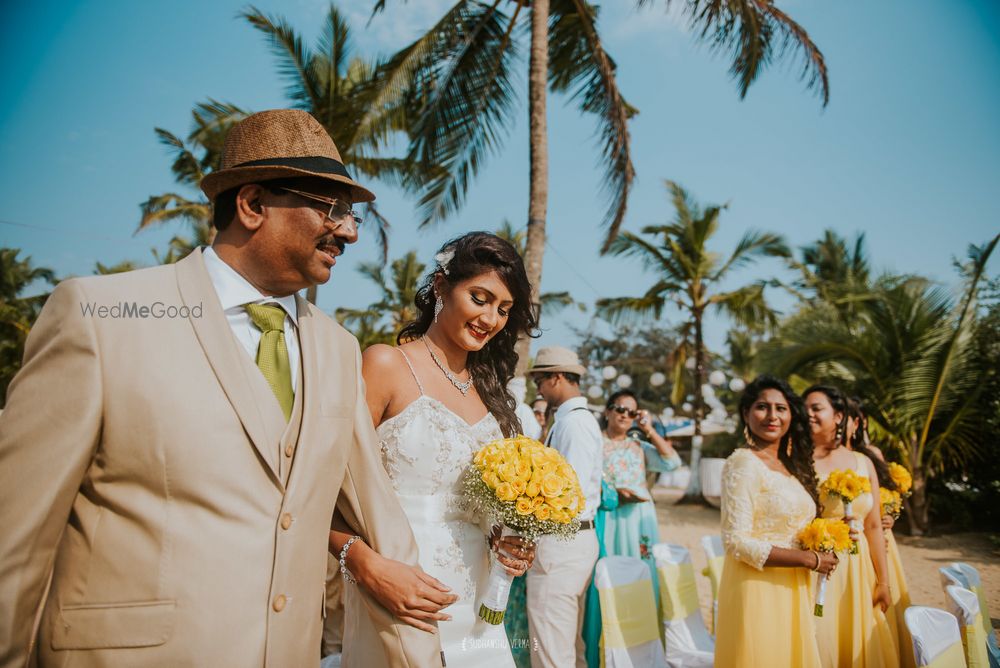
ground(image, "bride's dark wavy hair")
xmin=739 ymin=375 xmax=820 ymax=511
xmin=398 ymin=232 xmax=538 ymax=437
xmin=847 ymin=396 xmax=897 ymax=491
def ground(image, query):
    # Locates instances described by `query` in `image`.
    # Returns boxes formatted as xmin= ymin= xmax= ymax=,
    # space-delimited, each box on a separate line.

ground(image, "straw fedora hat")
xmin=529 ymin=346 xmax=587 ymax=377
xmin=200 ymin=109 xmax=375 ymax=203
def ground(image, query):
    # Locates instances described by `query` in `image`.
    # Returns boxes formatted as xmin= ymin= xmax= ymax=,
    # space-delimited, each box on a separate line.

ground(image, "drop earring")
xmin=434 ymin=293 xmax=444 ymax=323
xmin=743 ymin=426 xmax=756 ymax=449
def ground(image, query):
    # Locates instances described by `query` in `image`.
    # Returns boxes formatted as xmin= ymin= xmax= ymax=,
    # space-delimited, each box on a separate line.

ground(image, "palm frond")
xmin=549 ymin=0 xmax=635 ymax=252
xmin=137 ymin=193 xmax=211 ymax=233
xmin=241 ymin=6 xmax=321 ymax=111
xmin=712 ymin=229 xmax=789 ymax=280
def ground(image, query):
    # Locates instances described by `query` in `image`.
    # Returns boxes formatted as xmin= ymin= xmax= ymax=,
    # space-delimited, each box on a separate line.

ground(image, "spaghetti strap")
xmin=396 ymin=348 xmax=425 ymax=395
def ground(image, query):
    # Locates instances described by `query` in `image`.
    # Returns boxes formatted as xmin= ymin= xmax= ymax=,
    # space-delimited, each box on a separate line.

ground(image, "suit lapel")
xmin=175 ymin=248 xmax=281 ymax=485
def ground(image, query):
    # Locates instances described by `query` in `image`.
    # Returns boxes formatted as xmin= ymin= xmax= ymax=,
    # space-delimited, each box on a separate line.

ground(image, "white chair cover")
xmin=906 ymin=606 xmax=967 ymax=667
xmin=655 ymin=466 xmax=692 ymax=491
xmin=595 ymin=555 xmax=667 ymax=667
xmin=700 ymin=535 xmax=725 ymax=634
xmin=947 ymin=586 xmax=990 ymax=668
xmin=941 ymin=563 xmax=1000 ymax=668
xmin=699 ymin=458 xmax=725 ymax=508
xmin=652 ymin=543 xmax=714 ymax=668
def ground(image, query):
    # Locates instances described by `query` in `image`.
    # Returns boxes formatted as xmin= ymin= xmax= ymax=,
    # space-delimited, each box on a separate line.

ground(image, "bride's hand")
xmin=352 ymin=543 xmax=458 ymax=633
xmin=490 ymin=525 xmax=535 ymax=576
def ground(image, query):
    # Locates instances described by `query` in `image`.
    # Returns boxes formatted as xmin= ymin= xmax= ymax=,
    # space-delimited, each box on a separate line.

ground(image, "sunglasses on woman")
xmin=609 ymin=405 xmax=640 ymax=418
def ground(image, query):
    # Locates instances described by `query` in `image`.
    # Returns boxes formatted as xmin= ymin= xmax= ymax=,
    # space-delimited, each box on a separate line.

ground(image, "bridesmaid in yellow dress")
xmin=846 ymin=397 xmax=915 ymax=668
xmin=716 ymin=376 xmax=838 ymax=668
xmin=806 ymin=385 xmax=898 ymax=668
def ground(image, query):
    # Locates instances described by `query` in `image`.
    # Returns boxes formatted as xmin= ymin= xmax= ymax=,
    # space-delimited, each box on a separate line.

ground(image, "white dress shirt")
xmin=516 ymin=402 xmax=542 ymax=440
xmin=202 ymin=247 xmax=300 ymax=388
xmin=546 ymin=395 xmax=603 ymax=521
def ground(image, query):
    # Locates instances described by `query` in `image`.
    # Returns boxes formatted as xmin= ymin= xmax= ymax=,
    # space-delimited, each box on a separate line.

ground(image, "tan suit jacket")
xmin=0 ymin=249 xmax=441 ymax=667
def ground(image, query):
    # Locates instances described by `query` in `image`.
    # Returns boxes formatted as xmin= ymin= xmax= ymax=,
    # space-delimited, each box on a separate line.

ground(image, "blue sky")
xmin=2 ymin=0 xmax=998 ymax=355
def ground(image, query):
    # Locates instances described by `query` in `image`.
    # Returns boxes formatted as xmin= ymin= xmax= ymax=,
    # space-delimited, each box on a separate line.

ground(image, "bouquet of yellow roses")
xmin=798 ymin=517 xmax=852 ymax=616
xmin=463 ymin=436 xmax=585 ymax=624
xmin=820 ymin=469 xmax=871 ymax=554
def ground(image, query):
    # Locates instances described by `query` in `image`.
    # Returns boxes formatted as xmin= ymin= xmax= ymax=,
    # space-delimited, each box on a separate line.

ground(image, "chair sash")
xmin=657 ymin=562 xmax=700 ymax=622
xmin=598 ymin=579 xmax=661 ymax=650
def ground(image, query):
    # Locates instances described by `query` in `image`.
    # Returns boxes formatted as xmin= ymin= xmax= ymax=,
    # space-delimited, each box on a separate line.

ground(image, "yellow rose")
xmin=531 ymin=496 xmax=546 ymax=510
xmin=525 ymin=480 xmax=541 ymax=498
xmin=515 ymin=459 xmax=532 ymax=482
xmin=515 ymin=496 xmax=534 ymax=516
xmin=556 ymin=463 xmax=574 ymax=481
xmin=541 ymin=473 xmax=567 ymax=498
xmin=499 ymin=461 xmax=520 ymax=483
xmin=512 ymin=479 xmax=527 ymax=496
xmin=550 ymin=495 xmax=571 ymax=511
xmin=534 ymin=505 xmax=552 ymax=521
xmin=482 ymin=471 xmax=500 ymax=490
xmin=496 ymin=482 xmax=518 ymax=502
xmin=551 ymin=509 xmax=570 ymax=524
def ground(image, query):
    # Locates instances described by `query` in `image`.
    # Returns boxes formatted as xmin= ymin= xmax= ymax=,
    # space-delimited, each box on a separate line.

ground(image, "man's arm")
xmin=330 ymin=342 xmax=443 ymax=668
xmin=0 ymin=280 xmax=102 ymax=667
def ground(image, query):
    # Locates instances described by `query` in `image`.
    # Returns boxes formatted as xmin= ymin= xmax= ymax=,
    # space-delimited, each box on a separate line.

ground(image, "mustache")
xmin=318 ymin=236 xmax=346 ymax=255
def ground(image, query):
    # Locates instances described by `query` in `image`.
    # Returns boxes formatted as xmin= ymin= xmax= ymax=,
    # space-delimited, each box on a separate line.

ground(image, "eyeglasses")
xmin=609 ymin=405 xmax=640 ymax=418
xmin=275 ymin=187 xmax=363 ymax=228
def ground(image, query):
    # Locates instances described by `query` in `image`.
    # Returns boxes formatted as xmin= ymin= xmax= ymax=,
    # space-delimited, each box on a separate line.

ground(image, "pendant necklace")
xmin=422 ymin=337 xmax=474 ymax=396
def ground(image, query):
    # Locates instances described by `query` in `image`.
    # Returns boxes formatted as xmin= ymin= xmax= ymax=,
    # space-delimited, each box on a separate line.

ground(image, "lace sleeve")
xmin=721 ymin=450 xmax=773 ymax=570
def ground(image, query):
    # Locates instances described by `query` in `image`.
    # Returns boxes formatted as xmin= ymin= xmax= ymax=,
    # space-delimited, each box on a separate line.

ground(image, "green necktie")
xmin=245 ymin=303 xmax=294 ymax=421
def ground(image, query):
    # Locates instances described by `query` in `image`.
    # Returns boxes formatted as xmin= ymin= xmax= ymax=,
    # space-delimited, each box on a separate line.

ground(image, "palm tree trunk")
xmin=683 ymin=310 xmax=706 ymax=500
xmin=906 ymin=441 xmax=928 ymax=535
xmin=515 ymin=0 xmax=550 ymax=377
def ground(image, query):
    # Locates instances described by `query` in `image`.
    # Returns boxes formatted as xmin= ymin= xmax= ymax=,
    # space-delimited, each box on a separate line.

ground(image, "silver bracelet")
xmin=339 ymin=535 xmax=362 ymax=584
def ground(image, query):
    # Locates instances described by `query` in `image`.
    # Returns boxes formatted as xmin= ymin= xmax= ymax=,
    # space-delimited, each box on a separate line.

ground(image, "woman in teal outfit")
xmin=582 ymin=390 xmax=682 ymax=666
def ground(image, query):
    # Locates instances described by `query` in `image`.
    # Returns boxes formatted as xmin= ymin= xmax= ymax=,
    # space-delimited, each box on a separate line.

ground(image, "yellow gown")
xmin=715 ymin=448 xmax=821 ymax=668
xmin=884 ymin=530 xmax=915 ymax=668
xmin=816 ymin=452 xmax=899 ymax=668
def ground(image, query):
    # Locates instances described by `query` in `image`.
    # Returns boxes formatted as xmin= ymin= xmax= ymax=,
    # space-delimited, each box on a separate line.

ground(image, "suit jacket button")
xmin=273 ymin=594 xmax=287 ymax=612
xmin=284 ymin=445 xmax=294 ymax=457
xmin=281 ymin=513 xmax=293 ymax=530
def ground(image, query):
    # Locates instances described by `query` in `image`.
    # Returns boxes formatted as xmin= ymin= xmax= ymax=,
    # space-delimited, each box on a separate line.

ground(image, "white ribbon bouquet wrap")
xmin=462 ymin=436 xmax=585 ymax=624
xmin=797 ymin=518 xmax=852 ymax=617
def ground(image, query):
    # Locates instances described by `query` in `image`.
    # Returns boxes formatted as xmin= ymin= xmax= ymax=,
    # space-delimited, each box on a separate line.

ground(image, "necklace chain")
xmin=422 ymin=337 xmax=474 ymax=396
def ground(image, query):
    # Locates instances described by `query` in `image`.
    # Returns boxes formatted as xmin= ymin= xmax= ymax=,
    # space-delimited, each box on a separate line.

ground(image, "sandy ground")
xmin=652 ymin=490 xmax=1000 ymax=631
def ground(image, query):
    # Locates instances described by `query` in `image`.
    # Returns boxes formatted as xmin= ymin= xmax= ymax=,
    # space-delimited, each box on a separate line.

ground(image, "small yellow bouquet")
xmin=797 ymin=518 xmax=852 ymax=616
xmin=463 ymin=436 xmax=585 ymax=624
xmin=888 ymin=462 xmax=912 ymax=497
xmin=879 ymin=487 xmax=903 ymax=519
xmin=820 ymin=469 xmax=871 ymax=554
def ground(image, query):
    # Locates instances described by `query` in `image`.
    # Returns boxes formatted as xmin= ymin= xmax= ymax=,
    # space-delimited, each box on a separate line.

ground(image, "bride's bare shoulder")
xmin=362 ymin=343 xmax=402 ymax=372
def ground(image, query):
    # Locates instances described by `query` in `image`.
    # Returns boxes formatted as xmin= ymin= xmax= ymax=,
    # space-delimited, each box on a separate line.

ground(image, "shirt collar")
xmin=554 ymin=395 xmax=589 ymax=420
xmin=203 ymin=246 xmax=299 ymax=325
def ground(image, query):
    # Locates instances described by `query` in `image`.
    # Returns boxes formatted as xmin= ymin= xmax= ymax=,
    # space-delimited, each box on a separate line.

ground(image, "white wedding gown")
xmin=378 ymin=350 xmax=516 ymax=667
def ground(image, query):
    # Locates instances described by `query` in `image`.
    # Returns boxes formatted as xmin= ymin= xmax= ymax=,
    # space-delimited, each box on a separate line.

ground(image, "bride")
xmin=333 ymin=232 xmax=539 ymax=666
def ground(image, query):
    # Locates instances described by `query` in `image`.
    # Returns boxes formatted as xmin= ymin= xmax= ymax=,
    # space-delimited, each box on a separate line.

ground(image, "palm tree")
xmin=780 ymin=229 xmax=875 ymax=320
xmin=373 ymin=0 xmax=828 ymax=373
xmin=0 ymin=249 xmax=56 ymax=404
xmin=137 ymin=100 xmax=248 ymax=256
xmin=595 ymin=180 xmax=789 ymax=497
xmin=335 ymin=249 xmax=426 ymax=347
xmin=766 ymin=234 xmax=999 ymax=534
xmin=239 ymin=3 xmax=438 ymax=303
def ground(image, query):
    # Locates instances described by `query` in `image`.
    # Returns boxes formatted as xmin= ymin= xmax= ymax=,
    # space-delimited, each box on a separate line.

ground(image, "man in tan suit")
xmin=0 ymin=110 xmax=447 ymax=667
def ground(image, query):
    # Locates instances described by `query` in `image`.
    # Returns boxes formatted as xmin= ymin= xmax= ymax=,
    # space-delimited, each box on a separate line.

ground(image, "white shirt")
xmin=546 ymin=396 xmax=602 ymax=521
xmin=202 ymin=247 xmax=301 ymax=388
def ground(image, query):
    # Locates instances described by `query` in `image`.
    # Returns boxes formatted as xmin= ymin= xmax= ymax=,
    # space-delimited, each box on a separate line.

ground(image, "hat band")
xmin=234 ymin=156 xmax=353 ymax=180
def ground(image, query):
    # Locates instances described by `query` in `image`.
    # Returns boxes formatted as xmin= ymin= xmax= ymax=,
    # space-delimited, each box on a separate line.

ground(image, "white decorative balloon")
xmin=662 ymin=407 xmax=675 ymax=419
xmin=709 ymin=370 xmax=726 ymax=386
xmin=685 ymin=357 xmax=696 ymax=370
xmin=729 ymin=377 xmax=747 ymax=393
xmin=602 ymin=365 xmax=618 ymax=380
xmin=649 ymin=371 xmax=666 ymax=387
xmin=587 ymin=385 xmax=604 ymax=399
xmin=615 ymin=374 xmax=632 ymax=388
xmin=682 ymin=402 xmax=693 ymax=413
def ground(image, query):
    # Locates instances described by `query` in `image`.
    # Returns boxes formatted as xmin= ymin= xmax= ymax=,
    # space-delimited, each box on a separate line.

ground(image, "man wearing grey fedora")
xmin=527 ymin=346 xmax=602 ymax=668
xmin=0 ymin=110 xmax=451 ymax=667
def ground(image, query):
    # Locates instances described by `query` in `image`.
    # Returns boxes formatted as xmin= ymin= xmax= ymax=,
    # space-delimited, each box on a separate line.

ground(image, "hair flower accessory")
xmin=434 ymin=248 xmax=456 ymax=275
